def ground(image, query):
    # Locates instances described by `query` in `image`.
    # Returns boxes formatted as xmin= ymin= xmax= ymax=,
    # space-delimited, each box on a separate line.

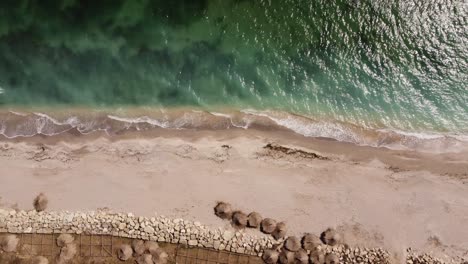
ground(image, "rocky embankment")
xmin=0 ymin=209 xmax=465 ymax=264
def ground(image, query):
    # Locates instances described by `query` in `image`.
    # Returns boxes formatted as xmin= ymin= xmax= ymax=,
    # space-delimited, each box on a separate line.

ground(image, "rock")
xmin=214 ymin=241 xmax=221 ymax=250
xmin=136 ymin=254 xmax=154 ymax=264
xmin=144 ymin=226 xmax=155 ymax=234
xmin=143 ymin=241 xmax=157 ymax=252
xmin=151 ymin=248 xmax=168 ymax=264
xmin=325 ymin=253 xmax=339 ymax=264
xmin=302 ymin=233 xmax=322 ymax=251
xmin=262 ymin=249 xmax=279 ymax=264
xmin=132 ymin=239 xmax=146 ymax=256
xmin=284 ymin=236 xmax=301 ymax=252
xmin=33 ymin=193 xmax=48 ymax=212
xmin=0 ymin=234 xmax=19 ymax=252
xmin=260 ymin=218 xmax=277 ymax=234
xmin=294 ymin=249 xmax=309 ymax=264
xmin=232 ymin=211 xmax=248 ymax=229
xmin=117 ymin=244 xmax=133 ymax=261
xmin=57 ymin=234 xmax=74 ymax=247
xmin=222 ymin=230 xmax=234 ymax=241
xmin=272 ymin=222 xmax=287 ymax=240
xmin=247 ymin=212 xmax=262 ymax=228
xmin=320 ymin=228 xmax=340 ymax=246
xmin=310 ymin=249 xmax=325 ymax=264
xmin=279 ymin=249 xmax=295 ymax=264
xmin=32 ymin=256 xmax=49 ymax=264
xmin=188 ymin=240 xmax=198 ymax=246
xmin=214 ymin=202 xmax=233 ymax=220
xmin=58 ymin=243 xmax=77 ymax=262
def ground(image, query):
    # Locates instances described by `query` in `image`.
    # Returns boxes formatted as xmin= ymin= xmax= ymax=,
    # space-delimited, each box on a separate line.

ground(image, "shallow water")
xmin=0 ymin=0 xmax=466 ymax=142
xmin=1 ymin=108 xmax=467 ymax=153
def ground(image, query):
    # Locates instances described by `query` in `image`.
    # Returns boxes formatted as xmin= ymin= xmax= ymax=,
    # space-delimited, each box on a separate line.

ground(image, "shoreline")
xmin=1 ymin=108 xmax=467 ymax=154
xmin=1 ymin=129 xmax=467 ymax=262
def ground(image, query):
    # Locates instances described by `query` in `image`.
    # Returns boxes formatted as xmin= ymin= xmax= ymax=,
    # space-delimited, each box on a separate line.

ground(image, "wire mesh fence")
xmin=17 ymin=233 xmax=114 ymax=258
xmin=1 ymin=232 xmax=263 ymax=264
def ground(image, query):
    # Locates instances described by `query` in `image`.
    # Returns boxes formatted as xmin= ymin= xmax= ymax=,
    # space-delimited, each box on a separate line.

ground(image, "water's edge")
xmin=1 ymin=108 xmax=466 ymax=153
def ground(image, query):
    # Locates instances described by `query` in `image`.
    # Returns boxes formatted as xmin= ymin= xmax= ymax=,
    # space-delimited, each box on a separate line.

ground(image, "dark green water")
xmin=0 ymin=0 xmax=467 ymax=134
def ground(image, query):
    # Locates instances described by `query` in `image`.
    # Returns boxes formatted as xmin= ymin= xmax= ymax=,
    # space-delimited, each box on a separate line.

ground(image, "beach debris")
xmin=302 ymin=233 xmax=322 ymax=251
xmin=309 ymin=248 xmax=325 ymax=264
xmin=144 ymin=241 xmax=159 ymax=254
xmin=151 ymin=247 xmax=169 ymax=264
xmin=272 ymin=221 xmax=287 ymax=240
xmin=263 ymin=143 xmax=328 ymax=160
xmin=260 ymin=218 xmax=277 ymax=234
xmin=33 ymin=193 xmax=48 ymax=212
xmin=132 ymin=239 xmax=146 ymax=256
xmin=136 ymin=253 xmax=154 ymax=264
xmin=247 ymin=212 xmax=262 ymax=228
xmin=117 ymin=244 xmax=133 ymax=261
xmin=56 ymin=234 xmax=74 ymax=247
xmin=320 ymin=228 xmax=340 ymax=246
xmin=278 ymin=249 xmax=295 ymax=264
xmin=214 ymin=201 xmax=233 ymax=219
xmin=284 ymin=236 xmax=301 ymax=252
xmin=0 ymin=234 xmax=19 ymax=252
xmin=32 ymin=256 xmax=49 ymax=264
xmin=232 ymin=211 xmax=248 ymax=228
xmin=294 ymin=249 xmax=309 ymax=264
xmin=58 ymin=243 xmax=77 ymax=263
xmin=324 ymin=253 xmax=339 ymax=264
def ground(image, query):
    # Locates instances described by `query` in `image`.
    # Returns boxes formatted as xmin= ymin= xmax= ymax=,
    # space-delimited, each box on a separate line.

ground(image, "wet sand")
xmin=0 ymin=129 xmax=467 ymax=262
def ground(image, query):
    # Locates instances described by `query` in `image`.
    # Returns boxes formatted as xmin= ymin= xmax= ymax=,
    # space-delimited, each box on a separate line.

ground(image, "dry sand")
xmin=0 ymin=129 xmax=467 ymax=262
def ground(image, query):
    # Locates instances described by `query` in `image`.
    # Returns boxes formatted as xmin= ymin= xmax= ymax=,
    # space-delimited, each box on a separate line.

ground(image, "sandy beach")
xmin=1 ymin=129 xmax=467 ymax=262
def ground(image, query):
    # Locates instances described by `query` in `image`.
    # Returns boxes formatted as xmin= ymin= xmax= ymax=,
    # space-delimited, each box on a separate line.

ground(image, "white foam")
xmin=8 ymin=111 xmax=27 ymax=116
xmin=107 ymin=115 xmax=170 ymax=128
xmin=209 ymin=112 xmax=231 ymax=118
xmin=242 ymin=109 xmax=363 ymax=144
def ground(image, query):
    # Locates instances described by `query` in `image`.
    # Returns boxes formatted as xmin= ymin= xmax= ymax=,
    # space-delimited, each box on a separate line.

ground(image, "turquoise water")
xmin=0 ymin=0 xmax=467 ymax=134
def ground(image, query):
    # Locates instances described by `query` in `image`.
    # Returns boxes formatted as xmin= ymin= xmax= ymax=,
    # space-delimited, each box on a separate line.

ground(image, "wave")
xmin=0 ymin=109 xmax=466 ymax=153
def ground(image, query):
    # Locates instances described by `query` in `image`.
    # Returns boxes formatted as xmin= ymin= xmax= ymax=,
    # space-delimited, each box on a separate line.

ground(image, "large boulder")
xmin=320 ymin=228 xmax=340 ymax=246
xmin=272 ymin=222 xmax=287 ymax=240
xmin=247 ymin=212 xmax=262 ymax=228
xmin=58 ymin=243 xmax=77 ymax=262
xmin=0 ymin=234 xmax=19 ymax=252
xmin=232 ymin=211 xmax=248 ymax=228
xmin=144 ymin=241 xmax=159 ymax=254
xmin=57 ymin=234 xmax=74 ymax=247
xmin=214 ymin=202 xmax=232 ymax=219
xmin=151 ymin=247 xmax=168 ymax=264
xmin=301 ymin=233 xmax=322 ymax=251
xmin=262 ymin=249 xmax=279 ymax=264
xmin=132 ymin=239 xmax=146 ymax=256
xmin=309 ymin=249 xmax=325 ymax=264
xmin=33 ymin=193 xmax=48 ymax=212
xmin=284 ymin=236 xmax=301 ymax=252
xmin=136 ymin=254 xmax=154 ymax=264
xmin=260 ymin=218 xmax=277 ymax=234
xmin=325 ymin=253 xmax=339 ymax=264
xmin=32 ymin=256 xmax=49 ymax=264
xmin=278 ymin=249 xmax=295 ymax=264
xmin=117 ymin=244 xmax=133 ymax=261
xmin=294 ymin=249 xmax=308 ymax=264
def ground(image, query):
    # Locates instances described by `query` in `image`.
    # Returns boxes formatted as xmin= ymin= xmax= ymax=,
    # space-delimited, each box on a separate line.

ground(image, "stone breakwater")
xmin=0 ymin=209 xmax=465 ymax=264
